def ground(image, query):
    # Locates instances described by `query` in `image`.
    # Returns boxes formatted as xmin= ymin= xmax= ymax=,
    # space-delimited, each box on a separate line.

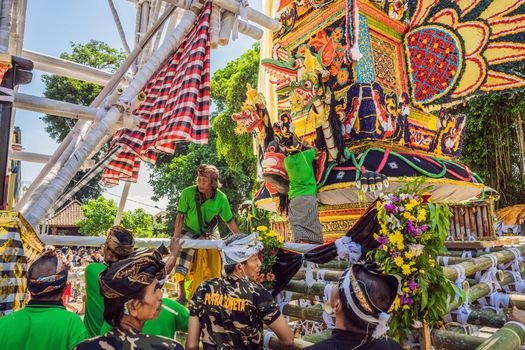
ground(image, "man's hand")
xmin=170 ymin=236 xmax=182 ymax=256
xmin=509 ymin=306 xmax=525 ymax=324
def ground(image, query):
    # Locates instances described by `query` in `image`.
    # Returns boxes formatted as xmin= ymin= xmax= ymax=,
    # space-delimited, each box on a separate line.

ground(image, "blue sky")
xmin=17 ymin=0 xmax=262 ymax=213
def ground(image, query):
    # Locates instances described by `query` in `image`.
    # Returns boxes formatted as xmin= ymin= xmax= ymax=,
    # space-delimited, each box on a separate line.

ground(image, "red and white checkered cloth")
xmin=102 ymin=2 xmax=211 ymax=186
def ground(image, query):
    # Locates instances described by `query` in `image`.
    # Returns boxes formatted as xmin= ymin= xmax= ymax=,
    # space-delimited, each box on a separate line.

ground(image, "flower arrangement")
xmin=254 ymin=225 xmax=284 ymax=290
xmin=369 ymin=179 xmax=458 ymax=341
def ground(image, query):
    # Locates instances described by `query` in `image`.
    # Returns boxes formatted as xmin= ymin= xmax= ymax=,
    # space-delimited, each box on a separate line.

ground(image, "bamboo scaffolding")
xmin=16 ymin=3 xmax=178 ymax=215
xmin=22 ymin=49 xmax=113 ymax=86
xmin=431 ymin=329 xmax=485 ymax=350
xmin=24 ymin=3 xmax=203 ymax=228
xmin=13 ymin=92 xmax=99 ymax=121
xmin=9 ymin=150 xmax=94 ymax=168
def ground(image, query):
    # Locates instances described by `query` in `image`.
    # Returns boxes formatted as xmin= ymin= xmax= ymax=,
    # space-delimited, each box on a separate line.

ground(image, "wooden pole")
xmin=114 ymin=181 xmax=131 ymax=225
xmin=509 ymin=294 xmax=525 ymax=310
xmin=475 ymin=322 xmax=525 ymax=350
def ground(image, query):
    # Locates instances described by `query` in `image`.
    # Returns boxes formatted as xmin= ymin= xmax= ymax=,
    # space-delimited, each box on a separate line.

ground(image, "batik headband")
xmin=99 ymin=250 xmax=165 ymax=300
xmin=105 ymin=227 xmax=135 ymax=257
xmin=27 ymin=246 xmax=68 ymax=296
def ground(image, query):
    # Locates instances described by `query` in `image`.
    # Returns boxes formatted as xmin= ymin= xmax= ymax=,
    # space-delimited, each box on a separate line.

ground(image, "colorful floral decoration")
xmin=370 ymin=179 xmax=458 ymax=341
xmin=254 ymin=226 xmax=284 ymax=290
xmin=405 ymin=0 xmax=525 ymax=109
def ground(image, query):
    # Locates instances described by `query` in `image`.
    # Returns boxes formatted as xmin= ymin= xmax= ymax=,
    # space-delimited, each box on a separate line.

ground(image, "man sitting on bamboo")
xmin=173 ymin=164 xmax=240 ymax=304
xmin=305 ymin=263 xmax=402 ymax=350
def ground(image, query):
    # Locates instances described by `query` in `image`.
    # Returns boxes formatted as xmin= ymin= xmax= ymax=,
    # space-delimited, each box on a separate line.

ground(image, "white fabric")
xmin=305 ymin=262 xmax=315 ymax=288
xmin=334 ymin=236 xmax=362 ymax=262
xmin=456 ymin=304 xmax=472 ymax=324
xmin=317 ymin=269 xmax=328 ymax=285
xmin=220 ymin=233 xmax=264 ymax=264
xmin=276 ymin=291 xmax=292 ymax=314
xmin=461 ymin=251 xmax=473 ymax=259
xmin=490 ymin=292 xmax=510 ymax=314
xmin=263 ymin=331 xmax=274 ymax=350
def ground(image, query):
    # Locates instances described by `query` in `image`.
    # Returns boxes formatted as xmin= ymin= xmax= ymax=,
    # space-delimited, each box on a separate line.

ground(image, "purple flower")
xmin=384 ymin=203 xmax=397 ymax=213
xmin=378 ymin=235 xmax=389 ymax=245
xmin=400 ymin=296 xmax=413 ymax=305
xmin=408 ymin=279 xmax=419 ymax=290
xmin=420 ymin=224 xmax=429 ymax=232
xmin=391 ymin=251 xmax=398 ymax=259
xmin=391 ymin=195 xmax=401 ymax=203
xmin=406 ymin=221 xmax=419 ymax=237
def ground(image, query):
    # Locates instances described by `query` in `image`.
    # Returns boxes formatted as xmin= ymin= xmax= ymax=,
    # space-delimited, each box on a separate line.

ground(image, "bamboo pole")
xmin=16 ymin=3 xmax=178 ymax=215
xmin=13 ymin=92 xmax=99 ymax=121
xmin=293 ymin=268 xmax=341 ymax=282
xmin=9 ymin=150 xmax=94 ymax=168
xmin=509 ymin=294 xmax=525 ymax=310
xmin=431 ymin=329 xmax=485 ymax=350
xmin=24 ymin=4 xmax=202 ymax=228
xmin=22 ymin=49 xmax=113 ymax=85
xmin=475 ymin=322 xmax=525 ymax=350
xmin=282 ymin=304 xmax=324 ymax=323
xmin=114 ymin=182 xmax=131 ymax=225
xmin=317 ymin=260 xmax=352 ymax=270
xmin=443 ymin=245 xmax=525 ymax=281
xmin=0 ymin=0 xmax=14 ymax=53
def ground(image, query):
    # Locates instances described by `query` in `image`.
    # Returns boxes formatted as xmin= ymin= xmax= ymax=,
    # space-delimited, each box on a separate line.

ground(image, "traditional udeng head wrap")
xmin=105 ymin=226 xmax=135 ymax=258
xmin=220 ymin=233 xmax=264 ymax=266
xmin=27 ymin=246 xmax=68 ymax=296
xmin=338 ymin=263 xmax=400 ymax=339
xmin=99 ymin=250 xmax=165 ymax=300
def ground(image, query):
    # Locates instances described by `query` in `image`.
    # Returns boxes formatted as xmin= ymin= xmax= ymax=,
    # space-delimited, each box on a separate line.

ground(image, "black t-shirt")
xmin=304 ymin=329 xmax=403 ymax=350
xmin=189 ymin=276 xmax=281 ymax=350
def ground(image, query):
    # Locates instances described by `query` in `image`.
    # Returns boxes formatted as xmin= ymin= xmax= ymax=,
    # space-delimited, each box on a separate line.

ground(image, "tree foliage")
xmin=452 ymin=88 xmax=525 ymax=207
xmin=77 ymin=196 xmax=163 ymax=237
xmin=41 ymin=40 xmax=126 ymax=203
xmin=149 ymin=44 xmax=263 ymax=234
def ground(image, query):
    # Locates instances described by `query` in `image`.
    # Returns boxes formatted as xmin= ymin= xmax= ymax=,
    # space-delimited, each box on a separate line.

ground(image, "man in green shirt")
xmin=84 ymin=226 xmax=188 ymax=338
xmin=284 ymin=148 xmax=324 ymax=243
xmin=84 ymin=226 xmax=135 ymax=337
xmin=174 ymin=164 xmax=240 ymax=303
xmin=0 ymin=247 xmax=88 ymax=350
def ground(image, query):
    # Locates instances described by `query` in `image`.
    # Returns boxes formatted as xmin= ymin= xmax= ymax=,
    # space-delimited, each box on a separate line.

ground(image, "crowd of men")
xmin=4 ymin=164 xmax=525 ymax=349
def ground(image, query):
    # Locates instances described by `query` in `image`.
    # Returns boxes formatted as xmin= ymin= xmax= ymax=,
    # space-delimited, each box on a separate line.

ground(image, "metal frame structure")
xmin=0 ymin=0 xmax=280 ymax=229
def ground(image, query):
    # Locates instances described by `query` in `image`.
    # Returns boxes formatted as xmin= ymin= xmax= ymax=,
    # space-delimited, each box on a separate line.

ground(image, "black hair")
xmin=224 ymin=264 xmax=236 ymax=275
xmin=28 ymin=254 xmax=67 ymax=300
xmin=103 ymin=288 xmax=147 ymax=327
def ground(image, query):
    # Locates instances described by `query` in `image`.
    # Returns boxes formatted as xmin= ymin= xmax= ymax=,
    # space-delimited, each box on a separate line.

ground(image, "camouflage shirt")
xmin=73 ymin=327 xmax=184 ymax=350
xmin=189 ymin=275 xmax=281 ymax=350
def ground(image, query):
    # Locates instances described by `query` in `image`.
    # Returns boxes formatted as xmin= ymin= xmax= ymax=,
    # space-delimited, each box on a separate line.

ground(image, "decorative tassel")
xmin=371 ymin=312 xmax=391 ymax=338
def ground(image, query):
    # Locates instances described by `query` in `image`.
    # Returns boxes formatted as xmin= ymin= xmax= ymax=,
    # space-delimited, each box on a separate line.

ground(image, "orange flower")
xmin=266 ymin=272 xmax=275 ymax=281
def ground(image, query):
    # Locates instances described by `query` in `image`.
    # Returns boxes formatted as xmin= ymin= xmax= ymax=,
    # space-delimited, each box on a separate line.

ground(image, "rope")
xmin=263 ymin=331 xmax=274 ymax=350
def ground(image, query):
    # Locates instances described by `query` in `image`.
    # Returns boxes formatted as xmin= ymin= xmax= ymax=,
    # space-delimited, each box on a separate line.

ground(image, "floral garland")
xmin=254 ymin=226 xmax=284 ymax=290
xmin=369 ymin=180 xmax=457 ymax=341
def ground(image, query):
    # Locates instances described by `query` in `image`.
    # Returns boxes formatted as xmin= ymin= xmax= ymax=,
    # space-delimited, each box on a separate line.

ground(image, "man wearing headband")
xmin=0 ymin=247 xmax=89 ymax=350
xmin=173 ymin=164 xmax=240 ymax=304
xmin=305 ymin=263 xmax=402 ymax=350
xmin=84 ymin=225 xmax=136 ymax=336
xmin=84 ymin=226 xmax=188 ymax=338
xmin=74 ymin=250 xmax=184 ymax=350
xmin=186 ymin=234 xmax=294 ymax=350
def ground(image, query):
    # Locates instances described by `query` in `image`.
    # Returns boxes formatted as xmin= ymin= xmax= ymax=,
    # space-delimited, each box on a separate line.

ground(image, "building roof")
xmin=48 ymin=200 xmax=85 ymax=227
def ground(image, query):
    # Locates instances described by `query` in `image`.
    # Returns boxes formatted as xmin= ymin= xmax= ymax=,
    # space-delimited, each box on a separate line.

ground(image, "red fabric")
xmin=102 ymin=2 xmax=212 ymax=186
xmin=62 ymin=282 xmax=72 ymax=304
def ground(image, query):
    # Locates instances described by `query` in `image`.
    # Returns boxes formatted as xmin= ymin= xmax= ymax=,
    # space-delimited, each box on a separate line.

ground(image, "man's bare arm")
xmin=268 ymin=314 xmax=294 ymax=347
xmin=186 ymin=316 xmax=202 ymax=350
xmin=173 ymin=213 xmax=185 ymax=238
xmin=226 ymin=219 xmax=240 ymax=234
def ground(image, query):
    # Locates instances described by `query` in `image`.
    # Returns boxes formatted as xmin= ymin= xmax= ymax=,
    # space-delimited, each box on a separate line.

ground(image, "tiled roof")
xmin=48 ymin=200 xmax=85 ymax=227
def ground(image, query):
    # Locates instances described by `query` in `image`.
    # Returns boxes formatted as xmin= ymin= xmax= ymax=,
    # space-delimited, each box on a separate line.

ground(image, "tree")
xmin=41 ymin=40 xmax=126 ymax=203
xmin=149 ymin=44 xmax=264 ymax=234
xmin=452 ymin=84 xmax=525 ymax=207
xmin=77 ymin=197 xmax=117 ymax=236
xmin=77 ymin=196 xmax=161 ymax=237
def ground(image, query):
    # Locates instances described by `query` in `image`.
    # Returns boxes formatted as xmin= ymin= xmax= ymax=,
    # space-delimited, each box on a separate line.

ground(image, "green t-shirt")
xmin=143 ymin=298 xmax=190 ymax=338
xmin=0 ymin=301 xmax=88 ymax=350
xmin=284 ymin=148 xmax=317 ymax=199
xmin=84 ymin=262 xmax=107 ymax=337
xmin=177 ymin=185 xmax=234 ymax=235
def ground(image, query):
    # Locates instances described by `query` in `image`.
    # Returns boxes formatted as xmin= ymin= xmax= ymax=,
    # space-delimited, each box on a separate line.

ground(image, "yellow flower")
xmin=257 ymin=226 xmax=267 ymax=232
xmin=373 ymin=233 xmax=379 ymax=240
xmin=394 ymin=297 xmax=401 ymax=311
xmin=401 ymin=264 xmax=412 ymax=275
xmin=405 ymin=252 xmax=414 ymax=260
xmin=402 ymin=287 xmax=411 ymax=293
xmin=429 ymin=258 xmax=436 ymax=268
xmin=397 ymin=242 xmax=405 ymax=251
xmin=278 ymin=236 xmax=284 ymax=244
xmin=394 ymin=256 xmax=404 ymax=267
xmin=258 ymin=236 xmax=263 ymax=241
xmin=382 ymin=245 xmax=389 ymax=252
xmin=417 ymin=208 xmax=427 ymax=221
xmin=403 ymin=212 xmax=412 ymax=219
xmin=403 ymin=304 xmax=411 ymax=310
xmin=419 ymin=269 xmax=426 ymax=274
xmin=268 ymin=231 xmax=277 ymax=237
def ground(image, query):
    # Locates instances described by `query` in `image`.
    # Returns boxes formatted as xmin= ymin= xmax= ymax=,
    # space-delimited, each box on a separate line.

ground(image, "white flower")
xmin=408 ymin=244 xmax=425 ymax=257
xmin=412 ymin=320 xmax=422 ymax=328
